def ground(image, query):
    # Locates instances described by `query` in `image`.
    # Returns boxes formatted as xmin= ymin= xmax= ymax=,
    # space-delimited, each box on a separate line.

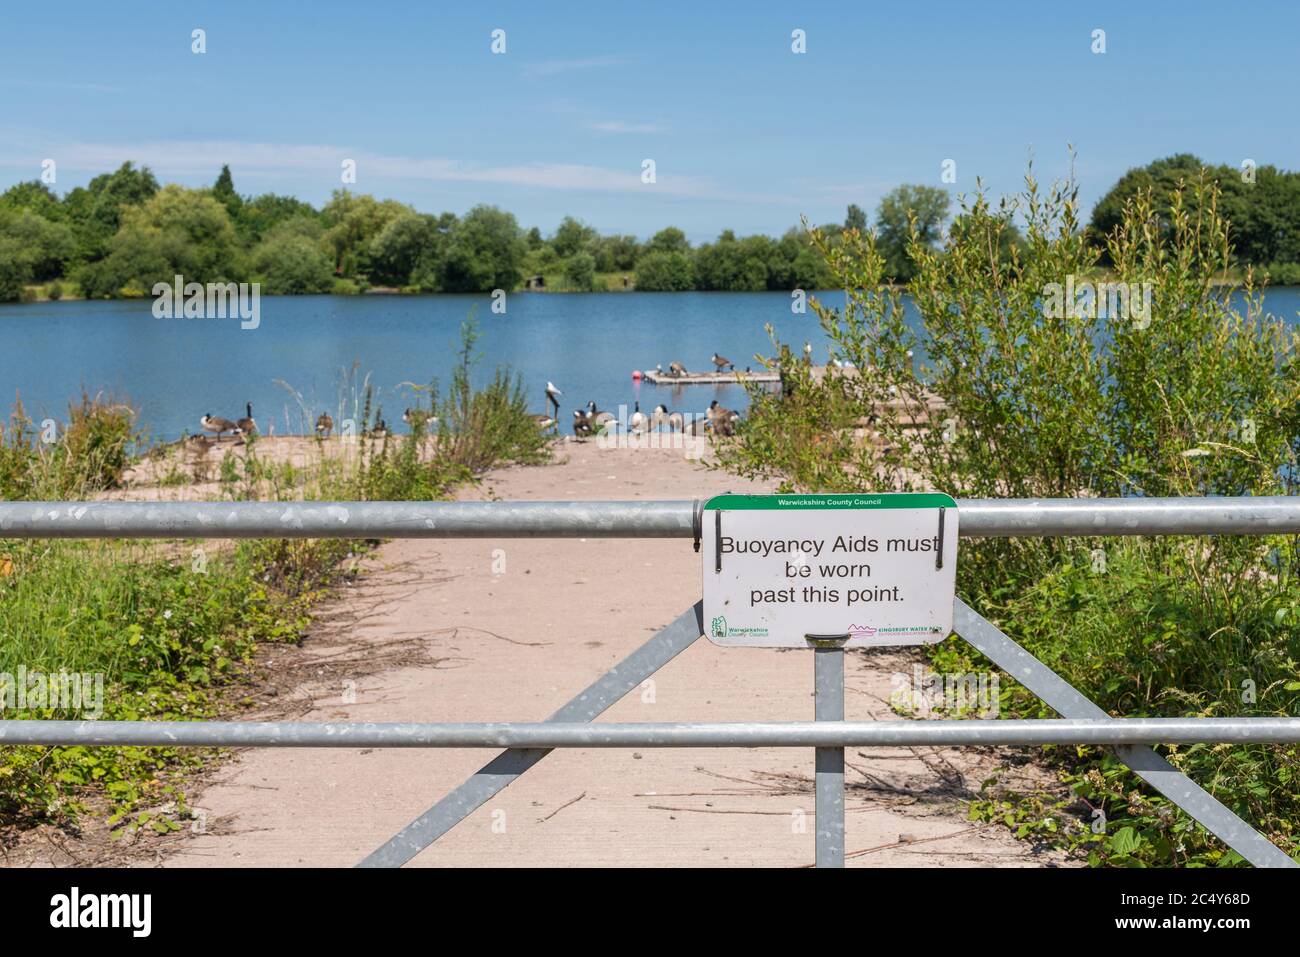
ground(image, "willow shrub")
xmin=717 ymin=165 xmax=1300 ymax=865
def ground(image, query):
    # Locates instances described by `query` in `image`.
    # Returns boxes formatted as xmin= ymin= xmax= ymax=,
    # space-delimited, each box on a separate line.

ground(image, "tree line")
xmin=1 ymin=153 xmax=1297 ymax=303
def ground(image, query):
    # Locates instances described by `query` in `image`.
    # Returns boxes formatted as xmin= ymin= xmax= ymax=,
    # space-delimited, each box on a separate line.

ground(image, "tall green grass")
xmin=0 ymin=319 xmax=550 ymax=836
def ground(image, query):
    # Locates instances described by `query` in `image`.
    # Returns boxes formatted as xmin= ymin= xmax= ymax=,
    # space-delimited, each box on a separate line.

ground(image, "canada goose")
xmin=629 ymin=401 xmax=646 ymax=434
xmin=572 ymin=409 xmax=593 ymax=437
xmin=236 ymin=402 xmax=256 ymax=437
xmin=315 ymin=412 xmax=333 ymax=438
xmin=531 ymin=413 xmax=557 ymax=429
xmin=200 ymin=413 xmax=239 ymax=442
xmin=370 ymin=419 xmax=389 ymax=439
xmin=707 ymin=399 xmax=740 ymax=436
xmin=586 ymin=400 xmax=616 ymax=429
xmin=403 ymin=407 xmax=438 ymax=429
xmin=652 ymin=404 xmax=683 ymax=433
xmin=711 ymin=353 xmax=734 ymax=372
xmin=669 ymin=361 xmax=686 ymax=377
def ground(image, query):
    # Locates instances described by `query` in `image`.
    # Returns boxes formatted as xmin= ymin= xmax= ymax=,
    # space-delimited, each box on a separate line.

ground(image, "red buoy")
xmin=631 ymin=369 xmax=643 ymax=381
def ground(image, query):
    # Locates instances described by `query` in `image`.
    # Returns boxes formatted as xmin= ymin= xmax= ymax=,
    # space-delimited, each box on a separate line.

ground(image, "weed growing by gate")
xmin=718 ymin=160 xmax=1300 ymax=866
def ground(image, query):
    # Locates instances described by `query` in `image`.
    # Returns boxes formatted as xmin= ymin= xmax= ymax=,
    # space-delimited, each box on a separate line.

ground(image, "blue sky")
xmin=1 ymin=0 xmax=1296 ymax=243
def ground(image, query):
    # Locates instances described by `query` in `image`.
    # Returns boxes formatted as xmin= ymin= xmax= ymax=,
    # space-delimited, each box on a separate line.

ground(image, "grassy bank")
xmin=0 ymin=320 xmax=548 ymax=840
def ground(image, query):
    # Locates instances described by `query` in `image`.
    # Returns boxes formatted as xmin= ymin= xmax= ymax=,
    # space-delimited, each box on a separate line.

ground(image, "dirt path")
xmin=160 ymin=441 xmax=1065 ymax=868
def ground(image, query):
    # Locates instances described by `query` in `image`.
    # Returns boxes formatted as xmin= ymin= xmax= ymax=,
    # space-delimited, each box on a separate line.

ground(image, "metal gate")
xmin=1 ymin=497 xmax=1297 ymax=867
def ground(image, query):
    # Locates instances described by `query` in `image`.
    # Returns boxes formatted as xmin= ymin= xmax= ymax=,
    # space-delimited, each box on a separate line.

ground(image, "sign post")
xmin=810 ymin=633 xmax=848 ymax=867
xmin=701 ymin=493 xmax=959 ymax=867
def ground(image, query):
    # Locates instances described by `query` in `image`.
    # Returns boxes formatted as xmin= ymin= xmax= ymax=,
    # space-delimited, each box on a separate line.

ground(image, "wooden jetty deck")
xmin=642 ymin=369 xmax=779 ymax=385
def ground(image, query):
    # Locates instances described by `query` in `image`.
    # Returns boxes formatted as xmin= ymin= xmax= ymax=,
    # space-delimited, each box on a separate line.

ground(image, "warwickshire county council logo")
xmin=711 ymin=616 xmax=727 ymax=638
xmin=848 ymin=624 xmax=878 ymax=640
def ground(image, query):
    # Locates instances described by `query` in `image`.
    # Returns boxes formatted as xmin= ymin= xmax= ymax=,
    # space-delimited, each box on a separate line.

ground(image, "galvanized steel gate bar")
xmin=0 ymin=497 xmax=1297 ymax=868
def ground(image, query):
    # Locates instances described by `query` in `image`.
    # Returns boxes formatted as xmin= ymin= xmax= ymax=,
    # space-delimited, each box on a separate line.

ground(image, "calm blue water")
xmin=2 ymin=288 xmax=1298 ymax=441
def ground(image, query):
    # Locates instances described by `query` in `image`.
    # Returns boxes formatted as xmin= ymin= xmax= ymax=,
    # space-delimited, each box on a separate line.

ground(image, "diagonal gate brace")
xmin=358 ymin=602 xmax=705 ymax=867
xmin=954 ymin=598 xmax=1295 ymax=868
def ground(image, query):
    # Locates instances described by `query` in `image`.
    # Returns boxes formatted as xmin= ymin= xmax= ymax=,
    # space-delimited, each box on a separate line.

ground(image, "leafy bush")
xmin=719 ymin=161 xmax=1300 ymax=865
xmin=562 ymin=251 xmax=599 ymax=291
xmin=0 ymin=391 xmax=137 ymax=498
xmin=635 ymin=250 xmax=696 ymax=291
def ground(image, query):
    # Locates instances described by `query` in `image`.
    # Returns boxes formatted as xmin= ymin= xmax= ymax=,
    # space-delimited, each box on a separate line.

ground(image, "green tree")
xmin=875 ymin=184 xmax=950 ymax=281
xmin=237 ymin=193 xmax=320 ymax=244
xmin=634 ymin=250 xmax=695 ymax=291
xmin=63 ymin=162 xmax=160 ymax=259
xmin=0 ymin=181 xmax=64 ymax=220
xmin=438 ymin=205 xmax=526 ymax=292
xmin=645 ymin=226 xmax=689 ymax=255
xmin=0 ymin=236 xmax=33 ymax=302
xmin=845 ymin=203 xmax=867 ymax=232
xmin=562 ymin=251 xmax=599 ymax=291
xmin=694 ymin=231 xmax=771 ymax=291
xmin=551 ymin=216 xmax=597 ymax=258
xmin=0 ymin=209 xmax=77 ymax=281
xmin=77 ymin=185 xmax=239 ymax=297
xmin=593 ymin=234 xmax=640 ymax=272
xmin=320 ymin=190 xmax=410 ymax=277
xmin=212 ymin=164 xmax=243 ymax=220
xmin=250 ymin=223 xmax=334 ymax=294
xmin=366 ymin=211 xmax=450 ymax=288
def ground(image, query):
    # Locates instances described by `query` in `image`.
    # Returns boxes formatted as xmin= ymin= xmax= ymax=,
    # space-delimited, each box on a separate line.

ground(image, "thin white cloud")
xmin=0 ymin=135 xmax=782 ymax=203
xmin=588 ymin=121 xmax=669 ymax=135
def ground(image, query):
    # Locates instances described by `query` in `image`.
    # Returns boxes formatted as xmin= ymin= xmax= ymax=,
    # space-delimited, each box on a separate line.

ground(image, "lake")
xmin=3 ymin=288 xmax=1298 ymax=441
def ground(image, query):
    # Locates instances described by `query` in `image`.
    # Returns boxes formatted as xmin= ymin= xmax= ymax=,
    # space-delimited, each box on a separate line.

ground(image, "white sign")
xmin=701 ymin=493 xmax=958 ymax=648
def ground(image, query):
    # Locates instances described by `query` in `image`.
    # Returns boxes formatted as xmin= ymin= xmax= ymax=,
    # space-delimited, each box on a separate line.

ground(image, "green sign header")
xmin=703 ymin=493 xmax=956 ymax=511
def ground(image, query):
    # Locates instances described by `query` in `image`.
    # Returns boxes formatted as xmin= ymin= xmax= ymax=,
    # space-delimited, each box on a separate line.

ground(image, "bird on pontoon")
xmin=711 ymin=353 xmax=734 ymax=372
